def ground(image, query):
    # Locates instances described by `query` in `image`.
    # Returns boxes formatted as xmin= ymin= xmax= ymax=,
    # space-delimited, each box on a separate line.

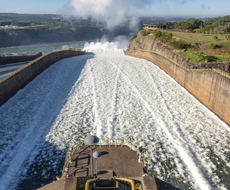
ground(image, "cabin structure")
xmin=38 ymin=137 xmax=181 ymax=190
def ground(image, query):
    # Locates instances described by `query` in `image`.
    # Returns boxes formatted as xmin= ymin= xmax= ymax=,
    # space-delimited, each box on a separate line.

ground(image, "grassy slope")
xmin=158 ymin=29 xmax=230 ymax=63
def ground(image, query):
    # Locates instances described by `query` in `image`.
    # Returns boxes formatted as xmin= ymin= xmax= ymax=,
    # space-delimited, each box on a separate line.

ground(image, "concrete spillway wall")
xmin=0 ymin=49 xmax=85 ymax=106
xmin=125 ymin=32 xmax=230 ymax=126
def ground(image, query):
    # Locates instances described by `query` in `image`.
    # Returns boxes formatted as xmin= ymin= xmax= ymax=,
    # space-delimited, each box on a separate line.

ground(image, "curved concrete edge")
xmin=0 ymin=49 xmax=85 ymax=107
xmin=125 ymin=50 xmax=230 ymax=126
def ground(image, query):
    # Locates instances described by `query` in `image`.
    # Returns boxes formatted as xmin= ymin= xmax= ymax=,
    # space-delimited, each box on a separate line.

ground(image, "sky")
xmin=0 ymin=0 xmax=229 ymax=17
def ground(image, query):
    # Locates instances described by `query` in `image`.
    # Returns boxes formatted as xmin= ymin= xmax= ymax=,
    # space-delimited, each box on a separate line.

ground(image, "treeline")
xmin=145 ymin=15 xmax=230 ymax=35
xmin=0 ymin=14 xmax=106 ymax=47
xmin=140 ymin=16 xmax=187 ymax=26
xmin=174 ymin=15 xmax=230 ymax=34
xmin=0 ymin=17 xmax=100 ymax=29
xmin=0 ymin=27 xmax=103 ymax=48
xmin=0 ymin=13 xmax=137 ymax=47
xmin=0 ymin=13 xmax=60 ymax=23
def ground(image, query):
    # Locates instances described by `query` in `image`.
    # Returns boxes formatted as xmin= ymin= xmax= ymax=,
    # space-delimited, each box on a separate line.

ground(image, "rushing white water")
xmin=0 ymin=51 xmax=230 ymax=190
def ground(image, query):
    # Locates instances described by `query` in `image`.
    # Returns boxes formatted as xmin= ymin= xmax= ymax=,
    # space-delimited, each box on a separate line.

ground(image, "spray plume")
xmin=83 ymin=36 xmax=130 ymax=50
xmin=64 ymin=0 xmax=151 ymax=31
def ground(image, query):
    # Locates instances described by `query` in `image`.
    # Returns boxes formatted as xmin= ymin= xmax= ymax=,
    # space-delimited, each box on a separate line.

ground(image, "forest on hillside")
xmin=151 ymin=15 xmax=230 ymax=34
xmin=0 ymin=14 xmax=105 ymax=47
xmin=1 ymin=13 xmax=230 ymax=48
xmin=0 ymin=13 xmax=139 ymax=48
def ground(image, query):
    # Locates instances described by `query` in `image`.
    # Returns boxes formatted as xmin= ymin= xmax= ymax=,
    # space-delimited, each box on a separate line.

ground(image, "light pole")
xmin=93 ymin=151 xmax=101 ymax=177
xmin=84 ymin=135 xmax=99 ymax=178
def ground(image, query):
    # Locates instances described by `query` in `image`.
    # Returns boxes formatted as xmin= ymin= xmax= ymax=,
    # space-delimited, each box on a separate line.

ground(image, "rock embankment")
xmin=125 ymin=31 xmax=230 ymax=126
xmin=126 ymin=32 xmax=230 ymax=72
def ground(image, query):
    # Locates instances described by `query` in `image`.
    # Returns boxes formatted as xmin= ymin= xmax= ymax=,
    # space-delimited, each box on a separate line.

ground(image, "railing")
xmin=127 ymin=49 xmax=230 ymax=79
xmin=112 ymin=177 xmax=135 ymax=190
xmin=71 ymin=140 xmax=84 ymax=155
xmin=85 ymin=177 xmax=100 ymax=190
xmin=98 ymin=138 xmax=140 ymax=153
xmin=60 ymin=151 xmax=70 ymax=179
xmin=57 ymin=140 xmax=84 ymax=180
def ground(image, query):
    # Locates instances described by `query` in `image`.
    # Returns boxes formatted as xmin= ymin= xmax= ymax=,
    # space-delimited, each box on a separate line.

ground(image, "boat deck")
xmin=68 ymin=145 xmax=144 ymax=178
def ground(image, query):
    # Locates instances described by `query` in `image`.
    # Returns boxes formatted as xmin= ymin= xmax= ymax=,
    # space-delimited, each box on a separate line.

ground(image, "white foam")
xmin=83 ymin=35 xmax=130 ymax=52
xmin=85 ymin=48 xmax=124 ymax=55
xmin=0 ymin=53 xmax=229 ymax=190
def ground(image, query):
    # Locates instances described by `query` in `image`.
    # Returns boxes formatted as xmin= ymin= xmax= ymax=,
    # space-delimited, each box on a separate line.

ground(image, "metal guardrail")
xmin=99 ymin=138 xmax=139 ymax=152
xmin=127 ymin=49 xmax=230 ymax=79
xmin=58 ymin=140 xmax=84 ymax=180
xmin=112 ymin=177 xmax=136 ymax=190
xmin=85 ymin=177 xmax=100 ymax=190
xmin=71 ymin=140 xmax=84 ymax=155
xmin=60 ymin=151 xmax=70 ymax=179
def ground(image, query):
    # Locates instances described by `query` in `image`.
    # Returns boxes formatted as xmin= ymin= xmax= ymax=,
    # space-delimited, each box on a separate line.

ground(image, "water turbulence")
xmin=0 ymin=49 xmax=230 ymax=190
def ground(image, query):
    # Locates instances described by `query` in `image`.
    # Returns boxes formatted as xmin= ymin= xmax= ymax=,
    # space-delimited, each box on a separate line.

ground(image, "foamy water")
xmin=0 ymin=50 xmax=229 ymax=190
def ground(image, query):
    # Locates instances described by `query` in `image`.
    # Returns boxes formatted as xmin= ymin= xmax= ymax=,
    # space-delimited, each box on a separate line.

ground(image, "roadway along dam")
xmin=0 ymin=50 xmax=230 ymax=190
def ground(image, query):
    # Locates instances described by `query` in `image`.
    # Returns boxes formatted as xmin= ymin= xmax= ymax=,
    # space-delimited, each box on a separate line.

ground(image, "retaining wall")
xmin=0 ymin=49 xmax=85 ymax=106
xmin=125 ymin=32 xmax=230 ymax=126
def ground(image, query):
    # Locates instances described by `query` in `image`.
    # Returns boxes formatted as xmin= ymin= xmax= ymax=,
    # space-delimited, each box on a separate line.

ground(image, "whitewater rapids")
xmin=0 ymin=51 xmax=230 ymax=190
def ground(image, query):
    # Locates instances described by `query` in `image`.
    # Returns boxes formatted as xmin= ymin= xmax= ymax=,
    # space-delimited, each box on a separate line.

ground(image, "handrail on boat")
xmin=85 ymin=177 xmax=100 ymax=190
xmin=71 ymin=140 xmax=84 ymax=155
xmin=60 ymin=151 xmax=70 ymax=179
xmin=112 ymin=177 xmax=135 ymax=190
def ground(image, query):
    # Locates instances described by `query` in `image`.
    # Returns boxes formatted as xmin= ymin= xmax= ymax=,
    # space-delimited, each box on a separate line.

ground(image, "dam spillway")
xmin=0 ymin=51 xmax=230 ymax=190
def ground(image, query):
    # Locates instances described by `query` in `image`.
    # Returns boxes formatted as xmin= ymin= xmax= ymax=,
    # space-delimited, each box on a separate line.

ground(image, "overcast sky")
xmin=0 ymin=0 xmax=229 ymax=17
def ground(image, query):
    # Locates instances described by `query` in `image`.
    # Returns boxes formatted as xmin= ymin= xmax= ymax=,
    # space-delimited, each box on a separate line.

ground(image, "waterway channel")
xmin=0 ymin=40 xmax=229 ymax=190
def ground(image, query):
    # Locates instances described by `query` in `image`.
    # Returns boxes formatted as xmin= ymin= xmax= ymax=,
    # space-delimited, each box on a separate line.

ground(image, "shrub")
xmin=191 ymin=41 xmax=201 ymax=49
xmin=188 ymin=29 xmax=194 ymax=33
xmin=209 ymin=43 xmax=221 ymax=49
xmin=193 ymin=29 xmax=201 ymax=33
xmin=225 ymin=26 xmax=230 ymax=33
xmin=167 ymin=33 xmax=173 ymax=39
xmin=129 ymin=35 xmax=137 ymax=42
xmin=169 ymin=40 xmax=191 ymax=49
xmin=213 ymin=35 xmax=218 ymax=40
xmin=154 ymin=31 xmax=162 ymax=38
xmin=141 ymin=30 xmax=151 ymax=36
xmin=205 ymin=55 xmax=219 ymax=62
xmin=154 ymin=31 xmax=173 ymax=43
xmin=160 ymin=33 xmax=173 ymax=43
xmin=225 ymin=34 xmax=230 ymax=40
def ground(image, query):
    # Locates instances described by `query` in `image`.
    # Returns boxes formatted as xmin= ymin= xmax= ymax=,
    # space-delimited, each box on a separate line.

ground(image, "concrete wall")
xmin=0 ymin=52 xmax=42 ymax=65
xmin=125 ymin=32 xmax=230 ymax=126
xmin=0 ymin=49 xmax=85 ymax=106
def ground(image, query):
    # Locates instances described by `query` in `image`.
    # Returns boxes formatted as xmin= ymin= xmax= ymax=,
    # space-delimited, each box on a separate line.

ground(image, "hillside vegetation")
xmin=0 ymin=14 xmax=104 ymax=47
xmin=0 ymin=13 xmax=135 ymax=48
xmin=136 ymin=16 xmax=230 ymax=64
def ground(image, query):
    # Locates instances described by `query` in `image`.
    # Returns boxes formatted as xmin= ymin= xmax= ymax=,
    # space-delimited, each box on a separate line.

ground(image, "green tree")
xmin=175 ymin=21 xmax=191 ymax=30
xmin=175 ymin=18 xmax=203 ymax=31
xmin=225 ymin=26 xmax=230 ymax=33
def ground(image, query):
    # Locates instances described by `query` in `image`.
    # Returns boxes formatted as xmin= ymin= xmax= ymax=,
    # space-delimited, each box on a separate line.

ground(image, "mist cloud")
xmin=63 ymin=0 xmax=151 ymax=31
xmin=63 ymin=0 xmax=192 ymax=31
